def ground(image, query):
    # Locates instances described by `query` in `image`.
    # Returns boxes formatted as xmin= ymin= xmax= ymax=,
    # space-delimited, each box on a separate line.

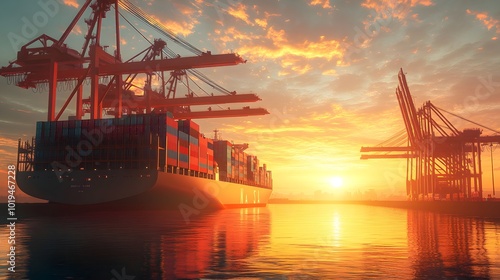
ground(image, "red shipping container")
xmin=190 ymin=159 xmax=199 ymax=171
xmin=190 ymin=145 xmax=199 ymax=171
xmin=198 ymin=136 xmax=207 ymax=173
xmin=168 ymin=136 xmax=177 ymax=150
xmin=190 ymin=143 xmax=199 ymax=157
xmin=167 ymin=133 xmax=178 ymax=166
xmin=178 ymin=159 xmax=189 ymax=169
xmin=166 ymin=116 xmax=177 ymax=127
xmin=179 ymin=145 xmax=188 ymax=154
xmin=207 ymin=154 xmax=214 ymax=175
xmin=167 ymin=154 xmax=178 ymax=166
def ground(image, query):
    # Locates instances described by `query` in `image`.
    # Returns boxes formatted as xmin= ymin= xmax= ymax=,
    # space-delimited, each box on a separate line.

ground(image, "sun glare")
xmin=329 ymin=176 xmax=344 ymax=189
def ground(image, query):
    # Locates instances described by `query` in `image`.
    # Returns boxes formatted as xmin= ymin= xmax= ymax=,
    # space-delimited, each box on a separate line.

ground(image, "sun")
xmin=329 ymin=176 xmax=344 ymax=189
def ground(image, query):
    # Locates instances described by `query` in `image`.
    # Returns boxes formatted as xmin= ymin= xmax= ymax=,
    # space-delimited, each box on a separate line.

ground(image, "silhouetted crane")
xmin=0 ymin=0 xmax=268 ymax=121
xmin=361 ymin=69 xmax=500 ymax=201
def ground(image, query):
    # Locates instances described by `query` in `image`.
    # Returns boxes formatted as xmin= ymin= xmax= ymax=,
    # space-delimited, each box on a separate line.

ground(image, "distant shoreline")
xmin=268 ymin=199 xmax=396 ymax=204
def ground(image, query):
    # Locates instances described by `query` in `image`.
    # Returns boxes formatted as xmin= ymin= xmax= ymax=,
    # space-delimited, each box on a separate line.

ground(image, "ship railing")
xmin=17 ymin=138 xmax=35 ymax=172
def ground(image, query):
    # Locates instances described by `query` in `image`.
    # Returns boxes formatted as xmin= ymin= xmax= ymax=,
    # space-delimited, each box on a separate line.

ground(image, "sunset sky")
xmin=1 ymin=0 xmax=500 ymax=199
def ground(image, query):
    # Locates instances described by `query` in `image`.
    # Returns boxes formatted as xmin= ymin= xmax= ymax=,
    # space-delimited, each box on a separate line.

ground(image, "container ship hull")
xmin=16 ymin=169 xmax=272 ymax=208
xmin=16 ymin=113 xmax=273 ymax=208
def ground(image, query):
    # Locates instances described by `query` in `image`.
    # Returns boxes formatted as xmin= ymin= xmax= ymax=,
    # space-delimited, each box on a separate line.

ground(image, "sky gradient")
xmin=1 ymin=0 xmax=500 ymax=200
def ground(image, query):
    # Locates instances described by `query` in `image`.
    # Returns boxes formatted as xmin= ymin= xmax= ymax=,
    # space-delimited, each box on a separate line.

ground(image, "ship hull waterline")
xmin=16 ymin=169 xmax=272 ymax=209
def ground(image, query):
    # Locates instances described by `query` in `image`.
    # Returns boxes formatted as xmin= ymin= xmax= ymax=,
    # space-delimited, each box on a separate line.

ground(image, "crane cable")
xmin=117 ymin=4 xmax=234 ymax=97
xmin=376 ymin=128 xmax=408 ymax=147
xmin=118 ymin=9 xmax=222 ymax=96
xmin=115 ymin=1 xmax=237 ymax=109
xmin=162 ymin=46 xmax=233 ymax=95
xmin=118 ymin=0 xmax=203 ymax=56
xmin=436 ymin=106 xmax=500 ymax=135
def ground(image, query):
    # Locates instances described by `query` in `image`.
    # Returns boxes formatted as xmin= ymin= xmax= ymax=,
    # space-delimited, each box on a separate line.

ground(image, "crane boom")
xmin=0 ymin=53 xmax=244 ymax=81
xmin=149 ymin=94 xmax=260 ymax=108
xmin=173 ymin=108 xmax=269 ymax=119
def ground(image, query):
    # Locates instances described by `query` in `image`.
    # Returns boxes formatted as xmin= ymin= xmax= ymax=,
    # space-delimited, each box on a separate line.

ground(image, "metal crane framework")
xmin=0 ymin=0 xmax=268 ymax=121
xmin=361 ymin=69 xmax=500 ymax=201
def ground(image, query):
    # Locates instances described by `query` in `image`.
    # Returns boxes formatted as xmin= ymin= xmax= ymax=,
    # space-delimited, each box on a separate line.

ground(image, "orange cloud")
xmin=117 ymin=2 xmax=200 ymax=37
xmin=227 ymin=3 xmax=253 ymax=25
xmin=62 ymin=0 xmax=79 ymax=8
xmin=255 ymin=18 xmax=268 ymax=28
xmin=71 ymin=24 xmax=82 ymax=35
xmin=173 ymin=2 xmax=200 ymax=16
xmin=467 ymin=9 xmax=500 ymax=34
xmin=152 ymin=15 xmax=198 ymax=37
xmin=0 ymin=137 xmax=18 ymax=149
xmin=361 ymin=0 xmax=433 ymax=21
xmin=265 ymin=26 xmax=287 ymax=44
xmin=218 ymin=27 xmax=260 ymax=46
xmin=322 ymin=69 xmax=337 ymax=76
xmin=309 ymin=0 xmax=332 ymax=9
xmin=238 ymin=29 xmax=344 ymax=71
xmin=218 ymin=26 xmax=343 ymax=74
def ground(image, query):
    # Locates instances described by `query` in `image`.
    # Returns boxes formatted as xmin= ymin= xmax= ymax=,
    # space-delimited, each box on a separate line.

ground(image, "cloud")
xmin=0 ymin=136 xmax=19 ymax=168
xmin=466 ymin=9 xmax=500 ymax=34
xmin=237 ymin=28 xmax=344 ymax=74
xmin=227 ymin=3 xmax=253 ymax=25
xmin=217 ymin=27 xmax=259 ymax=45
xmin=0 ymin=137 xmax=18 ymax=149
xmin=255 ymin=18 xmax=268 ymax=28
xmin=361 ymin=0 xmax=433 ymax=21
xmin=309 ymin=0 xmax=332 ymax=9
xmin=119 ymin=1 xmax=202 ymax=38
xmin=71 ymin=24 xmax=82 ymax=35
xmin=153 ymin=15 xmax=199 ymax=37
xmin=62 ymin=0 xmax=79 ymax=8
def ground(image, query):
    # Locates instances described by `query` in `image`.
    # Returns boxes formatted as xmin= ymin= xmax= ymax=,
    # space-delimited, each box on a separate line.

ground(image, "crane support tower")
xmin=361 ymin=69 xmax=500 ymax=201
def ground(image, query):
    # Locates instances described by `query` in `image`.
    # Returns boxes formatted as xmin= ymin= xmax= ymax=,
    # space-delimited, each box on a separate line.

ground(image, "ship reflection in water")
xmin=1 ymin=204 xmax=500 ymax=279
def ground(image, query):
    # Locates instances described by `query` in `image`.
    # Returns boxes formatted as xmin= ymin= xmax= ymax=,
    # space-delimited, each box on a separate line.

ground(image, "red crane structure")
xmin=0 ymin=0 xmax=268 ymax=121
xmin=361 ymin=69 xmax=500 ymax=201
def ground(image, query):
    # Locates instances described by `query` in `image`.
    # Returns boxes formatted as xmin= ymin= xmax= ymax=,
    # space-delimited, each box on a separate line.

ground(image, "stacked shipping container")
xmin=166 ymin=116 xmax=178 ymax=167
xmin=207 ymin=139 xmax=214 ymax=175
xmin=33 ymin=114 xmax=271 ymax=188
xmin=214 ymin=140 xmax=232 ymax=179
xmin=213 ymin=140 xmax=272 ymax=188
xmin=199 ymin=135 xmax=208 ymax=173
xmin=178 ymin=120 xmax=200 ymax=173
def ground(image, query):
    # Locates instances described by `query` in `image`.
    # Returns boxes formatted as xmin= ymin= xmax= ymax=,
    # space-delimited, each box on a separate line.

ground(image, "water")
xmin=1 ymin=204 xmax=500 ymax=279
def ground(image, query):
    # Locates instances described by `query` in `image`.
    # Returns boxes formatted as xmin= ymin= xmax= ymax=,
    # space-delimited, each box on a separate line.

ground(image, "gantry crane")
xmin=0 ymin=0 xmax=268 ymax=121
xmin=361 ymin=69 xmax=500 ymax=201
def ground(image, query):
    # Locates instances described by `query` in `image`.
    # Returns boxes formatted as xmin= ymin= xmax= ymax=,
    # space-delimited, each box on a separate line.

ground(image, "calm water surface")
xmin=1 ymin=204 xmax=500 ymax=279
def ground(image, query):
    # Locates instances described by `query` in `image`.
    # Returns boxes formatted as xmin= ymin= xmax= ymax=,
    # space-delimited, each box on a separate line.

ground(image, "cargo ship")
xmin=1 ymin=0 xmax=274 ymax=209
xmin=16 ymin=113 xmax=273 ymax=208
